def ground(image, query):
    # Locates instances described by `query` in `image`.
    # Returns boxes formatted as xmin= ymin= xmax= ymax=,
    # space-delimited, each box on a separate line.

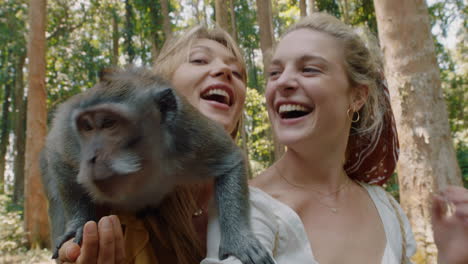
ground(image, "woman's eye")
xmin=190 ymin=59 xmax=207 ymax=64
xmin=303 ymin=67 xmax=321 ymax=74
xmin=232 ymin=70 xmax=242 ymax=79
xmin=268 ymin=70 xmax=281 ymax=77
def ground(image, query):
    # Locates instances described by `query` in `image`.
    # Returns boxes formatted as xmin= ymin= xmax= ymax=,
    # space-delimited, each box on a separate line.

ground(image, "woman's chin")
xmin=276 ymin=130 xmax=312 ymax=148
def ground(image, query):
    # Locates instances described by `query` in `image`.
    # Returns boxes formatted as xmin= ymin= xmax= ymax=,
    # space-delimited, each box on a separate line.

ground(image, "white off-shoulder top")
xmin=201 ymin=184 xmax=416 ymax=264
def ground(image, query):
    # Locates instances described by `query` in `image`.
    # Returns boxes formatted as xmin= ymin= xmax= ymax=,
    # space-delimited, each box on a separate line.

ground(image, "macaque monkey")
xmin=40 ymin=67 xmax=273 ymax=264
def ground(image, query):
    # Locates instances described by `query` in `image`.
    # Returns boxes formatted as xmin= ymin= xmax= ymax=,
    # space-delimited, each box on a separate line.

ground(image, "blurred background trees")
xmin=0 ymin=0 xmax=465 ymax=262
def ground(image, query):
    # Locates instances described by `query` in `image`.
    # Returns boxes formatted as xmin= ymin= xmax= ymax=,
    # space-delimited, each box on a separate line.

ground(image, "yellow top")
xmin=119 ymin=214 xmax=165 ymax=264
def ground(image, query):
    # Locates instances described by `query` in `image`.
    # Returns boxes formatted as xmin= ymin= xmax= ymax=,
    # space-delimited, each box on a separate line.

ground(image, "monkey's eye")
xmin=101 ymin=118 xmax=117 ymax=129
xmin=78 ymin=119 xmax=94 ymax=131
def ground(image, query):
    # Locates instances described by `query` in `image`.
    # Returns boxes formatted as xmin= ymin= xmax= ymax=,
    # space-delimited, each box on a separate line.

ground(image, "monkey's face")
xmin=171 ymin=39 xmax=246 ymax=134
xmin=72 ymin=99 xmax=166 ymax=206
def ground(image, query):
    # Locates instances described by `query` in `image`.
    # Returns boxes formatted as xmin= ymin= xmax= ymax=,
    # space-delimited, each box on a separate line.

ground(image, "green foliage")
xmin=0 ymin=0 xmax=27 ymax=138
xmin=347 ymin=0 xmax=378 ymax=33
xmin=235 ymin=0 xmax=262 ymax=90
xmin=428 ymin=1 xmax=467 ymax=180
xmin=124 ymin=0 xmax=137 ymax=63
xmin=316 ymin=0 xmax=341 ymax=17
xmin=383 ymin=173 xmax=400 ymax=201
xmin=46 ymin=0 xmax=115 ymax=110
xmin=132 ymin=0 xmax=165 ymax=64
xmin=45 ymin=0 xmax=168 ymax=111
xmin=245 ymin=87 xmax=274 ymax=170
xmin=272 ymin=0 xmax=300 ymax=37
xmin=456 ymin=142 xmax=468 ymax=188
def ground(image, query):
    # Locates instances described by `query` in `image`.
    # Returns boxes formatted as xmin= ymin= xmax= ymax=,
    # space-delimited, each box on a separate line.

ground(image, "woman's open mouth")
xmin=278 ymin=103 xmax=313 ymax=119
xmin=201 ymin=85 xmax=234 ymax=107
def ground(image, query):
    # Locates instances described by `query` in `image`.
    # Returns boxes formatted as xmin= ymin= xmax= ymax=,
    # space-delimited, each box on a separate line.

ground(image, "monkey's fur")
xmin=40 ymin=67 xmax=274 ymax=264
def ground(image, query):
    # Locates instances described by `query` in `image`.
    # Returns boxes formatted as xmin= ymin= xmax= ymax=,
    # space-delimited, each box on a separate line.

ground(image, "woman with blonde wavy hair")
xmin=204 ymin=12 xmax=416 ymax=264
xmin=57 ymin=25 xmax=248 ymax=264
xmin=205 ymin=12 xmax=468 ymax=264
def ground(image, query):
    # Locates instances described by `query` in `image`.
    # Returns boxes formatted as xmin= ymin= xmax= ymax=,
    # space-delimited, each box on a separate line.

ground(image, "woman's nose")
xmin=211 ymin=60 xmax=232 ymax=81
xmin=275 ymin=70 xmax=298 ymax=94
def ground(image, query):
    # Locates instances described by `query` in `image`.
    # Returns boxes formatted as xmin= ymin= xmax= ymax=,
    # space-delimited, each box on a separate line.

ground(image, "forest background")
xmin=0 ymin=0 xmax=466 ymax=263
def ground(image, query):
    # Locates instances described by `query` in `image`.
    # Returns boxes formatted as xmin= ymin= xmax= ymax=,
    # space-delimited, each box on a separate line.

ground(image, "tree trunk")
xmin=255 ymin=0 xmax=275 ymax=76
xmin=192 ymin=0 xmax=201 ymax=24
xmin=13 ymin=53 xmax=26 ymax=204
xmin=124 ymin=0 xmax=136 ymax=64
xmin=25 ymin=0 xmax=50 ymax=248
xmin=300 ymin=0 xmax=307 ymax=17
xmin=308 ymin=0 xmax=316 ymax=15
xmin=160 ymin=0 xmax=172 ymax=39
xmin=341 ymin=0 xmax=349 ymax=23
xmin=215 ymin=0 xmax=234 ymax=38
xmin=111 ymin=10 xmax=119 ymax=66
xmin=229 ymin=0 xmax=238 ymax=42
xmin=0 ymin=83 xmax=12 ymax=192
xmin=374 ymin=0 xmax=463 ymax=263
xmin=203 ymin=0 xmax=209 ymax=25
xmin=256 ymin=0 xmax=284 ymax=160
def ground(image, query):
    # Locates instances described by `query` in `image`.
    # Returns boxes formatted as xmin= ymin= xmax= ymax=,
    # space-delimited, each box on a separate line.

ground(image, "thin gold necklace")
xmin=274 ymin=165 xmax=351 ymax=213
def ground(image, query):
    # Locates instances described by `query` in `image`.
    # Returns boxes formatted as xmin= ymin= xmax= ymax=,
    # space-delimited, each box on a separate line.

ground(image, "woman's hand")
xmin=58 ymin=215 xmax=126 ymax=264
xmin=432 ymin=186 xmax=468 ymax=264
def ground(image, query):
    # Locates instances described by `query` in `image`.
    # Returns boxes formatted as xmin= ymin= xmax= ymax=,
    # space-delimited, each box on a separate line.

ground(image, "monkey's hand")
xmin=52 ymin=218 xmax=87 ymax=259
xmin=219 ymin=232 xmax=275 ymax=264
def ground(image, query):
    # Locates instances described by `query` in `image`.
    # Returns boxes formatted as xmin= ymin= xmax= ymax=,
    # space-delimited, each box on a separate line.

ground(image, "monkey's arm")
xmin=46 ymin=151 xmax=97 ymax=259
xmin=212 ymin=149 xmax=275 ymax=264
xmin=40 ymin=150 xmax=66 ymax=250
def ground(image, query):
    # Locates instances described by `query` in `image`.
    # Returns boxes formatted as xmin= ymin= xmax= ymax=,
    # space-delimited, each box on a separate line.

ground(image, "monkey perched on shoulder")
xmin=40 ymin=67 xmax=274 ymax=264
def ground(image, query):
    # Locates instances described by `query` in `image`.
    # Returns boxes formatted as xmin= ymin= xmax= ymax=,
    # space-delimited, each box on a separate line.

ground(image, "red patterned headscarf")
xmin=344 ymin=80 xmax=399 ymax=185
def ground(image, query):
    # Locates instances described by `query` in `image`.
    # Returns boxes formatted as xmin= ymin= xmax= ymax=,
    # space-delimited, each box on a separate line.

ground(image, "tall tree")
xmin=124 ymin=0 xmax=136 ymax=64
xmin=160 ymin=0 xmax=172 ymax=39
xmin=215 ymin=0 xmax=235 ymax=38
xmin=340 ymin=0 xmax=349 ymax=23
xmin=111 ymin=8 xmax=119 ymax=66
xmin=256 ymin=0 xmax=284 ymax=160
xmin=255 ymin=0 xmax=275 ymax=83
xmin=308 ymin=0 xmax=316 ymax=14
xmin=300 ymin=0 xmax=307 ymax=17
xmin=374 ymin=0 xmax=463 ymax=262
xmin=25 ymin=0 xmax=49 ymax=248
xmin=13 ymin=53 xmax=27 ymax=204
xmin=0 ymin=82 xmax=11 ymax=191
xmin=229 ymin=0 xmax=238 ymax=42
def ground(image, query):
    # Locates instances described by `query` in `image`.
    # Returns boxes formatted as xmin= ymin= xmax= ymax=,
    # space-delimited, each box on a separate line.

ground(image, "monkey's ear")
xmin=99 ymin=68 xmax=117 ymax=81
xmin=153 ymin=88 xmax=178 ymax=122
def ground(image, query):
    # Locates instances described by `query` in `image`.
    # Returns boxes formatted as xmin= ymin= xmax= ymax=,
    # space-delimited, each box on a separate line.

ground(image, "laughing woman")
xmin=57 ymin=25 xmax=248 ymax=264
xmin=204 ymin=12 xmax=416 ymax=264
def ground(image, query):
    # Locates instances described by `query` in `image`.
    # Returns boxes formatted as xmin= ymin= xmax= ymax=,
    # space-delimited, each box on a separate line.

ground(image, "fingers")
xmin=109 ymin=215 xmax=126 ymax=264
xmin=454 ymin=203 xmax=468 ymax=220
xmin=57 ymin=216 xmax=126 ymax=264
xmin=436 ymin=186 xmax=468 ymax=223
xmin=97 ymin=216 xmax=116 ymax=264
xmin=77 ymin=221 xmax=99 ymax=264
xmin=441 ymin=186 xmax=468 ymax=205
xmin=432 ymin=194 xmax=447 ymax=224
xmin=58 ymin=238 xmax=81 ymax=263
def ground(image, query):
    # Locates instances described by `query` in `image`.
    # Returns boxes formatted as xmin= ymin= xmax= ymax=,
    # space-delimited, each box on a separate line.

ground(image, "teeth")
xmin=278 ymin=104 xmax=309 ymax=114
xmin=206 ymin=89 xmax=229 ymax=98
xmin=204 ymin=89 xmax=230 ymax=104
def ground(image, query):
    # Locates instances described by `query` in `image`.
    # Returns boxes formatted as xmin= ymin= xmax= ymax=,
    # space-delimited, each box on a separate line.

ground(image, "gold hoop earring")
xmin=347 ymin=108 xmax=360 ymax=123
